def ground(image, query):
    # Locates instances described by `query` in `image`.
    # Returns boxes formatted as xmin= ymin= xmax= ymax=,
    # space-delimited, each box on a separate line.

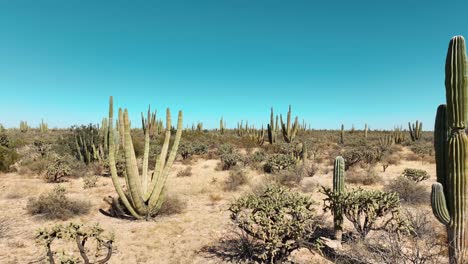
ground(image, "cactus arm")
xmin=141 ymin=108 xmax=151 ymax=195
xmin=107 ymin=97 xmax=142 ymax=219
xmin=431 ymin=183 xmax=451 ymax=225
xmin=435 ymin=105 xmax=448 ymax=188
xmin=148 ymin=111 xmax=183 ymax=209
xmin=122 ymin=110 xmax=147 ymax=215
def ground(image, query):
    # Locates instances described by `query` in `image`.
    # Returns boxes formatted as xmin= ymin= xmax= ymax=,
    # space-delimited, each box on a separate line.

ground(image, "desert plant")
xmin=402 ymin=168 xmax=429 ymax=183
xmin=39 ymin=119 xmax=48 ymax=133
xmin=220 ymin=152 xmax=242 ymax=170
xmin=36 ymin=222 xmax=113 ymax=264
xmin=408 ymin=120 xmax=422 ymax=141
xmin=0 ymin=145 xmax=19 ymax=172
xmin=385 ymin=176 xmax=429 ymax=205
xmin=229 ymin=186 xmax=319 ymax=262
xmin=340 ymin=124 xmax=344 ymax=144
xmin=431 ymin=35 xmax=468 ymax=264
xmin=267 ymin=108 xmax=279 ymax=144
xmin=178 ymin=141 xmax=194 ymax=160
xmin=264 ymin=153 xmax=297 ymax=173
xmin=332 ymin=156 xmax=345 ymax=241
xmin=27 ymin=185 xmax=90 ymax=220
xmin=44 ymin=156 xmax=71 ymax=183
xmin=83 ymin=175 xmax=99 ymax=189
xmin=280 ymin=105 xmax=299 ymax=143
xmin=224 ymin=167 xmax=249 ymax=191
xmin=158 ymin=193 xmax=187 ymax=216
xmin=323 ymin=187 xmax=403 ymax=239
xmin=176 ymin=166 xmax=192 ymax=177
xmin=19 ymin=120 xmax=29 ymax=132
xmin=106 ymin=97 xmax=183 ymax=219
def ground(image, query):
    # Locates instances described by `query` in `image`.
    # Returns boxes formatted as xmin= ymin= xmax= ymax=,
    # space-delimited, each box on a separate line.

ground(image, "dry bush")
xmin=0 ymin=145 xmax=20 ymax=172
xmin=405 ymin=152 xmax=421 ymax=162
xmin=0 ymin=216 xmax=10 ymax=238
xmin=19 ymin=157 xmax=50 ymax=175
xmin=209 ymin=193 xmax=223 ymax=204
xmin=87 ymin=162 xmax=105 ymax=176
xmin=271 ymin=166 xmax=304 ymax=187
xmin=26 ymin=185 xmax=90 ymax=220
xmin=158 ymin=194 xmax=187 ymax=216
xmin=224 ymin=167 xmax=249 ymax=191
xmin=177 ymin=166 xmax=193 ymax=177
xmin=83 ymin=175 xmax=99 ymax=189
xmin=385 ymin=176 xmax=429 ymax=205
xmin=220 ymin=152 xmax=243 ymax=170
xmin=346 ymin=168 xmax=382 ymax=186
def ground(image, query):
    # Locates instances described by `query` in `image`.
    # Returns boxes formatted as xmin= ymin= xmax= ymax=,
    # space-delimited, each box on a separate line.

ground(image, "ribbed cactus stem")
xmin=364 ymin=123 xmax=368 ymax=139
xmin=340 ymin=124 xmax=344 ymax=144
xmin=280 ymin=105 xmax=298 ymax=143
xmin=431 ymin=35 xmax=468 ymax=264
xmin=333 ymin=156 xmax=345 ymax=241
xmin=267 ymin=107 xmax=277 ymax=144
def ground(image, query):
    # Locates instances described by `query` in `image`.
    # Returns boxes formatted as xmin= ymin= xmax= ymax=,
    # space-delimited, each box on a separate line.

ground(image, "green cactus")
xmin=431 ymin=36 xmax=467 ymax=264
xmin=19 ymin=120 xmax=28 ymax=132
xmin=220 ymin=117 xmax=225 ymax=134
xmin=280 ymin=105 xmax=299 ymax=143
xmin=267 ymin=108 xmax=278 ymax=144
xmin=393 ymin=126 xmax=406 ymax=144
xmin=364 ymin=123 xmax=368 ymax=139
xmin=408 ymin=120 xmax=422 ymax=141
xmin=39 ymin=119 xmax=48 ymax=133
xmin=340 ymin=124 xmax=344 ymax=144
xmin=333 ymin=156 xmax=345 ymax=241
xmin=107 ymin=96 xmax=183 ymax=219
xmin=248 ymin=126 xmax=265 ymax=146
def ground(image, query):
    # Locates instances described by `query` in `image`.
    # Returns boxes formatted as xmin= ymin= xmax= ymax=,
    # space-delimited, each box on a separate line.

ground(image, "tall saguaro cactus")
xmin=267 ymin=108 xmax=278 ymax=144
xmin=340 ymin=124 xmax=344 ymax=144
xmin=333 ymin=156 xmax=345 ymax=241
xmin=431 ymin=36 xmax=467 ymax=264
xmin=107 ymin=96 xmax=183 ymax=219
xmin=280 ymin=105 xmax=299 ymax=143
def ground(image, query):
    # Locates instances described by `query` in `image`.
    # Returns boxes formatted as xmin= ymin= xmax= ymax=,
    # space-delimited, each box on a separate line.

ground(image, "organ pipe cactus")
xmin=107 ymin=96 xmax=183 ymax=219
xmin=267 ymin=108 xmax=278 ymax=144
xmin=408 ymin=120 xmax=423 ymax=141
xmin=333 ymin=156 xmax=345 ymax=241
xmin=280 ymin=105 xmax=299 ymax=143
xmin=431 ymin=36 xmax=467 ymax=264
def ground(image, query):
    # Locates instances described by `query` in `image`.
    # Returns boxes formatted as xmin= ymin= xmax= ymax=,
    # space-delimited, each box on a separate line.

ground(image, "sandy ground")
xmin=0 ymin=151 xmax=439 ymax=264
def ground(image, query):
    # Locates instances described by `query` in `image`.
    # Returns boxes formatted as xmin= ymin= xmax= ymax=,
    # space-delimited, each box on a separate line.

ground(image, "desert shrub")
xmin=178 ymin=141 xmax=194 ymax=160
xmin=218 ymin=143 xmax=234 ymax=155
xmin=0 ymin=217 xmax=10 ymax=238
xmin=264 ymin=154 xmax=297 ymax=173
xmin=44 ymin=156 xmax=71 ymax=183
xmin=33 ymin=139 xmax=51 ymax=157
xmin=250 ymin=150 xmax=267 ymax=163
xmin=272 ymin=167 xmax=304 ymax=187
xmin=36 ymin=222 xmax=113 ymax=264
xmin=0 ymin=146 xmax=19 ymax=172
xmin=229 ymin=186 xmax=319 ymax=262
xmin=322 ymin=187 xmax=404 ymax=239
xmin=193 ymin=142 xmax=208 ymax=155
xmin=177 ymin=166 xmax=192 ymax=177
xmin=345 ymin=168 xmax=382 ymax=186
xmin=27 ymin=185 xmax=90 ymax=220
xmin=402 ymin=168 xmax=429 ymax=183
xmin=0 ymin=134 xmax=9 ymax=148
xmin=83 ymin=175 xmax=99 ymax=189
xmin=303 ymin=162 xmax=317 ymax=177
xmin=224 ymin=167 xmax=249 ymax=191
xmin=385 ymin=176 xmax=429 ymax=205
xmin=158 ymin=193 xmax=187 ymax=216
xmin=220 ymin=152 xmax=242 ymax=170
xmin=20 ymin=157 xmax=50 ymax=175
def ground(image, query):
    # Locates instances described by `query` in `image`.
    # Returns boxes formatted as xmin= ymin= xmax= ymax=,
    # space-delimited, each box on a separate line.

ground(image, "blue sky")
xmin=0 ymin=0 xmax=467 ymax=130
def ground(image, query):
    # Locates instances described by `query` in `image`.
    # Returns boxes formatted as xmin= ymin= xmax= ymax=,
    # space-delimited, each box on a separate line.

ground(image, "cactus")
xmin=267 ymin=108 xmax=278 ymax=144
xmin=280 ymin=105 xmax=299 ymax=143
xmin=408 ymin=120 xmax=423 ymax=141
xmin=431 ymin=36 xmax=467 ymax=264
xmin=39 ymin=119 xmax=48 ymax=133
xmin=107 ymin=96 xmax=183 ymax=219
xmin=393 ymin=126 xmax=406 ymax=144
xmin=220 ymin=117 xmax=225 ymax=134
xmin=340 ymin=124 xmax=344 ymax=144
xmin=19 ymin=120 xmax=28 ymax=132
xmin=248 ymin=126 xmax=265 ymax=146
xmin=333 ymin=156 xmax=345 ymax=241
xmin=364 ymin=123 xmax=368 ymax=139
xmin=379 ymin=134 xmax=394 ymax=147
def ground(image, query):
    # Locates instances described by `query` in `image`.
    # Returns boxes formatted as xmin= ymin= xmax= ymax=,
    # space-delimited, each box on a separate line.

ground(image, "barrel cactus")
xmin=431 ymin=35 xmax=467 ymax=264
xmin=107 ymin=96 xmax=183 ymax=219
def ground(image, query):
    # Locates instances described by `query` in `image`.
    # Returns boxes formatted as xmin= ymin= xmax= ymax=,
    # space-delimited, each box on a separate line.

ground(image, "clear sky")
xmin=0 ymin=0 xmax=467 ymax=130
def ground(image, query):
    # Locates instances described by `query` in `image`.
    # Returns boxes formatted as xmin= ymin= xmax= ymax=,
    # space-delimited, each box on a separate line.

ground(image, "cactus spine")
xmin=408 ymin=120 xmax=423 ymax=141
xmin=280 ymin=105 xmax=299 ymax=143
xmin=431 ymin=36 xmax=467 ymax=264
xmin=333 ymin=156 xmax=345 ymax=241
xmin=108 ymin=96 xmax=183 ymax=219
xmin=267 ymin=108 xmax=278 ymax=144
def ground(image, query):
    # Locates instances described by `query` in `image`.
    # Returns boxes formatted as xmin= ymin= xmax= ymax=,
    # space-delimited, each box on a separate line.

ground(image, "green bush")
xmin=385 ymin=176 xmax=429 ymax=204
xmin=178 ymin=141 xmax=194 ymax=160
xmin=229 ymin=186 xmax=319 ymax=262
xmin=44 ymin=156 xmax=72 ymax=183
xmin=401 ymin=168 xmax=429 ymax=183
xmin=220 ymin=152 xmax=242 ymax=170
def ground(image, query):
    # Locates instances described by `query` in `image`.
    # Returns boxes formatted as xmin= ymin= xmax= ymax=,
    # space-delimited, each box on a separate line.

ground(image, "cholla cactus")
xmin=107 ymin=96 xmax=183 ymax=219
xmin=408 ymin=120 xmax=422 ymax=141
xmin=431 ymin=36 xmax=468 ymax=264
xmin=280 ymin=105 xmax=299 ymax=143
xmin=36 ymin=222 xmax=113 ymax=264
xmin=265 ymin=153 xmax=297 ymax=172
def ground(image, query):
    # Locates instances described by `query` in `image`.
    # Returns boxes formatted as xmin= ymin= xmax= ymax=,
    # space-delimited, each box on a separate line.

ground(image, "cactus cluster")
xmin=431 ymin=35 xmax=467 ymax=264
xmin=393 ymin=126 xmax=406 ymax=144
xmin=267 ymin=108 xmax=279 ymax=144
xmin=107 ymin=96 xmax=183 ymax=219
xmin=39 ymin=119 xmax=48 ymax=133
xmin=74 ymin=123 xmax=109 ymax=165
xmin=280 ymin=105 xmax=299 ymax=143
xmin=219 ymin=117 xmax=226 ymax=134
xmin=408 ymin=120 xmax=422 ymax=141
xmin=19 ymin=120 xmax=28 ymax=132
xmin=248 ymin=125 xmax=265 ymax=146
